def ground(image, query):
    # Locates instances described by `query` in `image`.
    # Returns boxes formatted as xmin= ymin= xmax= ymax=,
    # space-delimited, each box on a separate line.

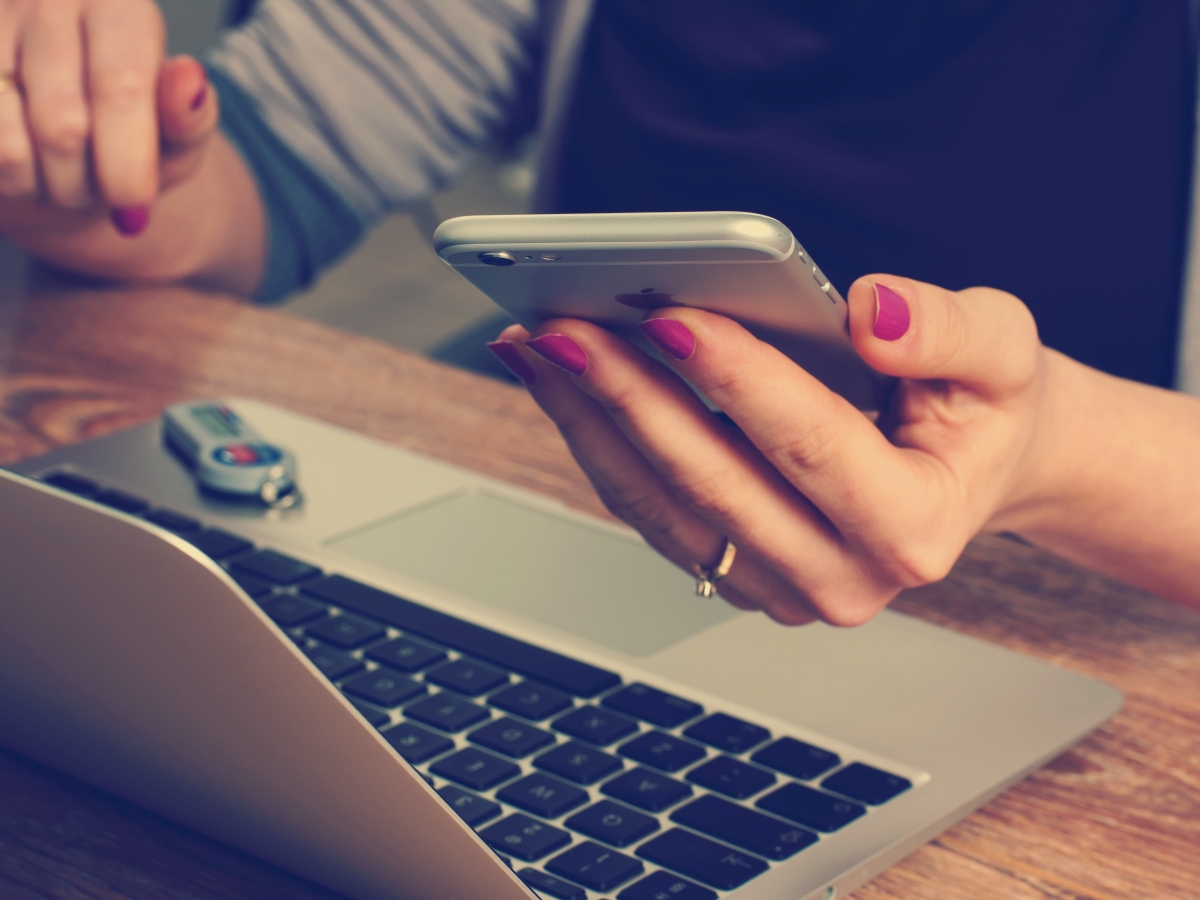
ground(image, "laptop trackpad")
xmin=326 ymin=490 xmax=737 ymax=657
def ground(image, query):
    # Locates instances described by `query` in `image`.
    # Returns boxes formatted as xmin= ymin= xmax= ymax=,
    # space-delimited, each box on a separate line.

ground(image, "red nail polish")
xmin=111 ymin=206 xmax=150 ymax=238
xmin=190 ymin=84 xmax=208 ymax=111
xmin=486 ymin=340 xmax=538 ymax=386
xmin=873 ymin=283 xmax=911 ymax=341
xmin=639 ymin=318 xmax=695 ymax=360
xmin=526 ymin=334 xmax=588 ymax=376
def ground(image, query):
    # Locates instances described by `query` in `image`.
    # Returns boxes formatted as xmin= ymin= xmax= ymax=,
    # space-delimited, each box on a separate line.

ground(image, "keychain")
xmin=163 ymin=401 xmax=300 ymax=509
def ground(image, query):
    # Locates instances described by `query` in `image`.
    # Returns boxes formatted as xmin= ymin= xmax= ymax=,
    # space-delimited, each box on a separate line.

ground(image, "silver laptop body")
xmin=0 ymin=399 xmax=1121 ymax=900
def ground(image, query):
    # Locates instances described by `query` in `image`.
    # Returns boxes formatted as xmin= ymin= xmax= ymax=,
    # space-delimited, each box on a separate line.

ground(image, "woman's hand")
xmin=487 ymin=275 xmax=1059 ymax=627
xmin=0 ymin=0 xmax=219 ymax=241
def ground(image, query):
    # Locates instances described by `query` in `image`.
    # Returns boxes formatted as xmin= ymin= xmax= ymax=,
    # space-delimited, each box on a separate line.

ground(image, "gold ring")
xmin=693 ymin=540 xmax=737 ymax=597
xmin=0 ymin=71 xmax=17 ymax=94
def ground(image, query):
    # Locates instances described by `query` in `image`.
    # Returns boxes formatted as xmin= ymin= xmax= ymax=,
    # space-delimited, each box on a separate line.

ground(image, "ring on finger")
xmin=694 ymin=540 xmax=737 ymax=597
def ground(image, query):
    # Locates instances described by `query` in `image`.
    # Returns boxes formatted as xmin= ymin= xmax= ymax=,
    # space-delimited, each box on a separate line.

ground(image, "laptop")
xmin=0 ymin=398 xmax=1121 ymax=900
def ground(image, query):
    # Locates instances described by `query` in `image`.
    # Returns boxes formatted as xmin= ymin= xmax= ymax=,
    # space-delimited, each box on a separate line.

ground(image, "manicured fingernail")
xmin=190 ymin=84 xmax=208 ymax=111
xmin=873 ymin=283 xmax=910 ymax=341
xmin=526 ymin=334 xmax=588 ymax=376
xmin=639 ymin=317 xmax=695 ymax=360
xmin=111 ymin=206 xmax=150 ymax=238
xmin=486 ymin=340 xmax=538 ymax=386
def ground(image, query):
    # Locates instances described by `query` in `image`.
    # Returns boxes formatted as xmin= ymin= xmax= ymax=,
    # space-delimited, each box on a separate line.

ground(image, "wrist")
xmin=985 ymin=347 xmax=1099 ymax=538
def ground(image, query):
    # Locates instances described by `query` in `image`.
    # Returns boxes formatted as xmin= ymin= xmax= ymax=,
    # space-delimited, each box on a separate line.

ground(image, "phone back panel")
xmin=434 ymin=212 xmax=889 ymax=409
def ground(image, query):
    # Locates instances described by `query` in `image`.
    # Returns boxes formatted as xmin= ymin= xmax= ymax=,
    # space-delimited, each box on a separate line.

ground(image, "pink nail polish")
xmin=526 ymin=334 xmax=588 ymax=376
xmin=873 ymin=283 xmax=911 ymax=341
xmin=486 ymin=340 xmax=538 ymax=386
xmin=190 ymin=84 xmax=208 ymax=111
xmin=639 ymin=318 xmax=695 ymax=360
xmin=111 ymin=206 xmax=150 ymax=238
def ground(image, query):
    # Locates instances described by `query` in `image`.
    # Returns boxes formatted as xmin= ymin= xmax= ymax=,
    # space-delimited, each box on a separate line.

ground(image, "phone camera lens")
xmin=479 ymin=252 xmax=517 ymax=267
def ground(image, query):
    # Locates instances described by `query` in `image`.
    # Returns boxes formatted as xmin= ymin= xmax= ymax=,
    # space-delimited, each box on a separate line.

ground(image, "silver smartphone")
xmin=434 ymin=211 xmax=890 ymax=410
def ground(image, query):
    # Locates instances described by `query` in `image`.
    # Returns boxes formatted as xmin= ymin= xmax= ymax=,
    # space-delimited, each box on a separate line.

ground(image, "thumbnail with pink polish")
xmin=111 ymin=207 xmax=150 ymax=238
xmin=639 ymin=318 xmax=695 ymax=360
xmin=873 ymin=283 xmax=911 ymax=341
xmin=526 ymin=334 xmax=588 ymax=376
xmin=486 ymin=340 xmax=538 ymax=386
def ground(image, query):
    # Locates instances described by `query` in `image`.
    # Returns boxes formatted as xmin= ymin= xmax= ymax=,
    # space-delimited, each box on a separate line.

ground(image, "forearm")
xmin=0 ymin=133 xmax=265 ymax=296
xmin=1006 ymin=349 xmax=1200 ymax=607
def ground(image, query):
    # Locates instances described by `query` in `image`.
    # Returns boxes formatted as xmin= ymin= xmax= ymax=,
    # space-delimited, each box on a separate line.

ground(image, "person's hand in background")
xmin=489 ymin=276 xmax=1200 ymax=624
xmin=0 ymin=0 xmax=262 ymax=292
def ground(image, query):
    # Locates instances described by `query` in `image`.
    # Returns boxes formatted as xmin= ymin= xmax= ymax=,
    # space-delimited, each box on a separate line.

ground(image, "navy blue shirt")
xmin=556 ymin=1 xmax=1196 ymax=386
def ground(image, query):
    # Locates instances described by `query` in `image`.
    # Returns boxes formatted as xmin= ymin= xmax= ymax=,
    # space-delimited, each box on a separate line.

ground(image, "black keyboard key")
xmin=618 ymin=732 xmax=705 ymax=773
xmin=425 ymin=658 xmax=509 ymax=696
xmin=405 ymin=693 xmax=490 ymax=732
xmin=259 ymin=594 xmax=327 ymax=626
xmin=685 ymin=756 xmax=775 ymax=800
xmin=382 ymin=721 xmax=453 ymax=763
xmin=554 ymin=706 xmax=638 ymax=746
xmin=349 ymin=700 xmax=390 ymax=728
xmin=365 ymin=636 xmax=446 ymax=673
xmin=636 ymin=829 xmax=768 ymax=891
xmin=490 ymin=681 xmax=573 ymax=720
xmin=683 ymin=713 xmax=770 ymax=754
xmin=43 ymin=471 xmax=98 ymax=496
xmin=756 ymin=783 xmax=865 ymax=832
xmin=143 ymin=507 xmax=201 ymax=533
xmin=230 ymin=571 xmax=274 ymax=599
xmin=546 ymin=841 xmax=644 ymax=892
xmin=602 ymin=684 xmax=703 ymax=728
xmin=518 ymin=869 xmax=585 ymax=900
xmin=93 ymin=489 xmax=150 ymax=515
xmin=822 ymin=762 xmax=911 ymax=805
xmin=305 ymin=615 xmax=387 ymax=649
xmin=751 ymin=737 xmax=840 ymax=781
xmin=233 ymin=549 xmax=320 ymax=585
xmin=535 ymin=741 xmax=623 ymax=785
xmin=601 ymin=768 xmax=691 ymax=813
xmin=670 ymin=795 xmax=817 ymax=861
xmin=469 ymin=718 xmax=555 ymax=758
xmin=303 ymin=644 xmax=364 ymax=680
xmin=430 ymin=747 xmax=520 ymax=790
xmin=438 ymin=784 xmax=501 ymax=827
xmin=187 ymin=528 xmax=253 ymax=560
xmin=342 ymin=668 xmax=426 ymax=707
xmin=301 ymin=575 xmax=620 ymax=697
xmin=618 ymin=870 xmax=717 ymax=900
xmin=479 ymin=814 xmax=572 ymax=862
xmin=496 ymin=773 xmax=589 ymax=818
xmin=565 ymin=800 xmax=659 ymax=848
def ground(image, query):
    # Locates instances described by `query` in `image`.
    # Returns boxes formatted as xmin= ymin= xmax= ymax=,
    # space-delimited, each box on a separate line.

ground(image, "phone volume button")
xmin=812 ymin=267 xmax=830 ymax=289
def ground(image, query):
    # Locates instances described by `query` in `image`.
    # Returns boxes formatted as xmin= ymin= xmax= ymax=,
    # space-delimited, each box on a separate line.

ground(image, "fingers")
xmin=0 ymin=11 xmax=37 ymax=200
xmin=847 ymin=276 xmax=1040 ymax=396
xmin=83 ymin=0 xmax=164 ymax=216
xmin=631 ymin=307 xmax=956 ymax=583
xmin=488 ymin=326 xmax=820 ymax=626
xmin=157 ymin=55 xmax=219 ymax=189
xmin=21 ymin=0 xmax=92 ymax=207
xmin=515 ymin=320 xmax=889 ymax=626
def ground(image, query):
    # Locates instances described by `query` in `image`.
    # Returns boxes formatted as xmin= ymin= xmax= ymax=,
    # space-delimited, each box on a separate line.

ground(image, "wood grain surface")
xmin=0 ymin=274 xmax=1197 ymax=900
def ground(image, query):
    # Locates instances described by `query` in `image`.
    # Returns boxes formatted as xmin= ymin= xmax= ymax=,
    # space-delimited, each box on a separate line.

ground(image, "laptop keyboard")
xmin=40 ymin=471 xmax=916 ymax=899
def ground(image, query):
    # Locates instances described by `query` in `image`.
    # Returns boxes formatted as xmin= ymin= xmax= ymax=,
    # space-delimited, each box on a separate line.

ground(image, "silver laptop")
xmin=0 ymin=398 xmax=1120 ymax=900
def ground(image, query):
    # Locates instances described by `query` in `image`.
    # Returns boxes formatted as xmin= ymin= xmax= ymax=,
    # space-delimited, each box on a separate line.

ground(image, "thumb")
xmin=157 ymin=55 xmax=219 ymax=153
xmin=847 ymin=275 xmax=1041 ymax=395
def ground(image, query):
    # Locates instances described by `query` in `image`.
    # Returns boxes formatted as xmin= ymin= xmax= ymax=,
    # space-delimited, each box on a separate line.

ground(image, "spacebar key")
xmin=301 ymin=575 xmax=620 ymax=697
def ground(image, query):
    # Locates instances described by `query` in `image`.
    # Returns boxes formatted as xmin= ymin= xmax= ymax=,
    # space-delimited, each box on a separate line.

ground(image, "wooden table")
xmin=1 ymin=264 xmax=1197 ymax=900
